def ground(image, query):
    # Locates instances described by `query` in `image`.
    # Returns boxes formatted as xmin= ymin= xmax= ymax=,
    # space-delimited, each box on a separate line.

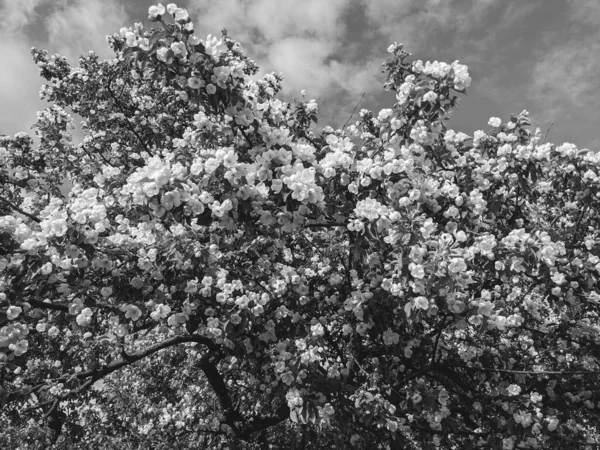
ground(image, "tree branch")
xmin=80 ymin=143 xmax=116 ymax=168
xmin=0 ymin=174 xmax=29 ymax=188
xmin=238 ymin=403 xmax=290 ymax=440
xmin=431 ymin=316 xmax=450 ymax=365
xmin=548 ymin=431 xmax=600 ymax=448
xmin=34 ymin=334 xmax=217 ymax=395
xmin=410 ymin=424 xmax=490 ymax=437
xmin=343 ymin=92 xmax=365 ymax=130
xmin=105 ymin=82 xmax=153 ymax=156
xmin=541 ymin=121 xmax=554 ymax=145
xmin=446 ymin=363 xmax=600 ymax=376
xmin=303 ymin=222 xmax=347 ymax=228
xmin=195 ymin=347 xmax=290 ymax=440
xmin=28 ymin=299 xmax=69 ymax=312
xmin=0 ymin=196 xmax=41 ymax=223
xmin=198 ymin=351 xmax=244 ymax=430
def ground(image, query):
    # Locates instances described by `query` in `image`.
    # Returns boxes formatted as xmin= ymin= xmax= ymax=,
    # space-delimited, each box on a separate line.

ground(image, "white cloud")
xmin=0 ymin=37 xmax=45 ymax=134
xmin=0 ymin=0 xmax=131 ymax=135
xmin=44 ymin=0 xmax=128 ymax=60
xmin=244 ymin=0 xmax=347 ymax=42
xmin=528 ymin=35 xmax=600 ymax=122
xmin=567 ymin=0 xmax=600 ymax=26
xmin=0 ymin=0 xmax=46 ymax=33
xmin=188 ymin=0 xmax=353 ymax=95
xmin=189 ymin=0 xmax=348 ymax=43
xmin=186 ymin=0 xmax=389 ymax=124
xmin=266 ymin=37 xmax=338 ymax=97
xmin=0 ymin=0 xmax=47 ymax=134
xmin=185 ymin=0 xmax=548 ymax=130
xmin=362 ymin=0 xmax=498 ymax=52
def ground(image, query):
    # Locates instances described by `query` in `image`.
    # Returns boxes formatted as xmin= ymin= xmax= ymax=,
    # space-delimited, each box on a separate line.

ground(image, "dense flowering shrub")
xmin=1 ymin=4 xmax=600 ymax=449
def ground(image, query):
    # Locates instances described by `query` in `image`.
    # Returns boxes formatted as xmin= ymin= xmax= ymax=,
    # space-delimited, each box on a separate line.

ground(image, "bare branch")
xmin=238 ymin=403 xmax=290 ymax=440
xmin=303 ymin=222 xmax=347 ymax=228
xmin=343 ymin=92 xmax=365 ymax=130
xmin=28 ymin=299 xmax=69 ymax=313
xmin=0 ymin=196 xmax=41 ymax=223
xmin=34 ymin=335 xmax=217 ymax=394
xmin=446 ymin=363 xmax=600 ymax=376
xmin=105 ymin=81 xmax=153 ymax=156
xmin=80 ymin=143 xmax=116 ymax=168
xmin=541 ymin=121 xmax=554 ymax=145
xmin=198 ymin=351 xmax=244 ymax=429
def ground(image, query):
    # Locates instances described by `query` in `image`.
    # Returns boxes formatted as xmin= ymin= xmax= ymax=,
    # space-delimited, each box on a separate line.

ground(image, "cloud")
xmin=361 ymin=0 xmax=498 ymax=53
xmin=0 ymin=0 xmax=45 ymax=33
xmin=188 ymin=0 xmax=354 ymax=96
xmin=0 ymin=37 xmax=45 ymax=134
xmin=266 ymin=37 xmax=338 ymax=97
xmin=0 ymin=0 xmax=47 ymax=134
xmin=528 ymin=35 xmax=600 ymax=123
xmin=188 ymin=0 xmax=349 ymax=44
xmin=244 ymin=0 xmax=348 ymax=42
xmin=186 ymin=0 xmax=389 ymax=126
xmin=1 ymin=0 xmax=596 ymax=149
xmin=44 ymin=0 xmax=129 ymax=60
xmin=567 ymin=0 xmax=600 ymax=26
xmin=0 ymin=0 xmax=132 ymax=135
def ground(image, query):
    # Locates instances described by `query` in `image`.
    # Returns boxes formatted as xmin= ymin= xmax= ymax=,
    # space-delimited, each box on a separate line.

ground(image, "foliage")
xmin=1 ymin=3 xmax=600 ymax=449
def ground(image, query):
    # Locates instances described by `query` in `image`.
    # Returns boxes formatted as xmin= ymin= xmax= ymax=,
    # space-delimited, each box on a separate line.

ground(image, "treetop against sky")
xmin=1 ymin=1 xmax=600 ymax=450
xmin=1 ymin=0 xmax=600 ymax=151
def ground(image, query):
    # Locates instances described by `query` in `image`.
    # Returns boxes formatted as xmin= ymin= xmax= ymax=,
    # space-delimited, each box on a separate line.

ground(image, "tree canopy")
xmin=1 ymin=3 xmax=600 ymax=449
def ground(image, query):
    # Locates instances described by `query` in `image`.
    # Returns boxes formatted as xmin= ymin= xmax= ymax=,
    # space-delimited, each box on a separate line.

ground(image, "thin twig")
xmin=431 ymin=317 xmax=450 ymax=365
xmin=0 ymin=196 xmax=41 ymax=223
xmin=80 ymin=144 xmax=115 ymax=168
xmin=106 ymin=81 xmax=153 ymax=156
xmin=303 ymin=222 xmax=347 ymax=228
xmin=447 ymin=363 xmax=600 ymax=376
xmin=541 ymin=121 xmax=554 ymax=145
xmin=342 ymin=92 xmax=365 ymax=130
xmin=547 ymin=431 xmax=600 ymax=448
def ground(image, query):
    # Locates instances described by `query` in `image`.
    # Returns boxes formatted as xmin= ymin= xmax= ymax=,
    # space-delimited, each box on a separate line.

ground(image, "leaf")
xmin=530 ymin=167 xmax=538 ymax=184
xmin=423 ymin=395 xmax=437 ymax=410
xmin=122 ymin=46 xmax=139 ymax=59
xmin=307 ymin=404 xmax=317 ymax=424
xmin=290 ymin=408 xmax=299 ymax=423
xmin=401 ymin=233 xmax=411 ymax=246
xmin=404 ymin=302 xmax=412 ymax=318
xmin=193 ymin=43 xmax=206 ymax=54
xmin=149 ymin=30 xmax=168 ymax=47
xmin=300 ymin=405 xmax=310 ymax=424
xmin=355 ymin=396 xmax=362 ymax=408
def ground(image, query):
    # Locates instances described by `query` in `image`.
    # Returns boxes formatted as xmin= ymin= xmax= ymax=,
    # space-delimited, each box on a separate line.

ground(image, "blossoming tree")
xmin=1 ymin=3 xmax=600 ymax=449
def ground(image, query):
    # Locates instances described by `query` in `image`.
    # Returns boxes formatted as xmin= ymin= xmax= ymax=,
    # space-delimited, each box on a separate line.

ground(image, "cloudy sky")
xmin=1 ymin=0 xmax=599 ymax=151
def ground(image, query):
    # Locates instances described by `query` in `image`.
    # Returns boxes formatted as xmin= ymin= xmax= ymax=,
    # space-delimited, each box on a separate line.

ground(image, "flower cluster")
xmin=1 ymin=5 xmax=599 ymax=449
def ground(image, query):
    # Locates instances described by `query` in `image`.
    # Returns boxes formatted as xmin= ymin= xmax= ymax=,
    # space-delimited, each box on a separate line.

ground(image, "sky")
xmin=1 ymin=0 xmax=599 ymax=151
